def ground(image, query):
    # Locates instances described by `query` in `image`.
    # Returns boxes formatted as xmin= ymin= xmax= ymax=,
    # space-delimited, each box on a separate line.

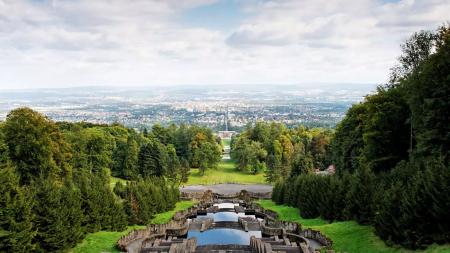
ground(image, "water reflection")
xmin=188 ymin=229 xmax=262 ymax=245
xmin=196 ymin=212 xmax=257 ymax=222
xmin=214 ymin=203 xmax=238 ymax=209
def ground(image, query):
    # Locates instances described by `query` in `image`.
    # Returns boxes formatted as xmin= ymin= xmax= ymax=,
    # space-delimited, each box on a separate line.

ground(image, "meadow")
xmin=186 ymin=159 xmax=267 ymax=185
xmin=257 ymin=200 xmax=450 ymax=253
xmin=70 ymin=201 xmax=195 ymax=253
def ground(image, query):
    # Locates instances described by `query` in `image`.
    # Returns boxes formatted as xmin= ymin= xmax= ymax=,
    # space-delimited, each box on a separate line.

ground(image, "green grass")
xmin=186 ymin=160 xmax=267 ymax=185
xmin=109 ymin=176 xmax=128 ymax=189
xmin=221 ymin=138 xmax=231 ymax=147
xmin=256 ymin=199 xmax=328 ymax=227
xmin=70 ymin=200 xmax=195 ymax=253
xmin=257 ymin=200 xmax=450 ymax=253
xmin=150 ymin=201 xmax=195 ymax=224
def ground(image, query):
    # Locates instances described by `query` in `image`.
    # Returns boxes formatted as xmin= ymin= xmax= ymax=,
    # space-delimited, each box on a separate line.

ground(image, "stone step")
xmin=212 ymin=221 xmax=243 ymax=229
xmin=195 ymin=244 xmax=255 ymax=253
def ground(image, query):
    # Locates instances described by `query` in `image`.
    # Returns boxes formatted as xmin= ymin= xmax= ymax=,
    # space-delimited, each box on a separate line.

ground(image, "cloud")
xmin=0 ymin=0 xmax=448 ymax=89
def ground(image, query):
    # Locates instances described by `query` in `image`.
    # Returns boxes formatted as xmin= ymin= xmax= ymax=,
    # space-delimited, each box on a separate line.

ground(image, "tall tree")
xmin=0 ymin=167 xmax=36 ymax=253
xmin=138 ymin=141 xmax=168 ymax=177
xmin=3 ymin=108 xmax=71 ymax=183
xmin=112 ymin=136 xmax=139 ymax=179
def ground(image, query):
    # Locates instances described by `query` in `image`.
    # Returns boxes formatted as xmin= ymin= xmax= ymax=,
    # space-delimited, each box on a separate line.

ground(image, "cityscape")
xmin=0 ymin=84 xmax=374 ymax=130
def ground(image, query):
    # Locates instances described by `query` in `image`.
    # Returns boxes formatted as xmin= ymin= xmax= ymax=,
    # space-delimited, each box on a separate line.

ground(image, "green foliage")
xmin=32 ymin=178 xmax=84 ymax=252
xmin=73 ymin=169 xmax=127 ymax=233
xmin=189 ymin=132 xmax=222 ymax=174
xmin=112 ymin=136 xmax=139 ymax=179
xmin=361 ymin=87 xmax=410 ymax=173
xmin=232 ymin=122 xmax=332 ymax=182
xmin=123 ymin=178 xmax=179 ymax=225
xmin=273 ymin=25 xmax=450 ymax=250
xmin=71 ymin=201 xmax=194 ymax=253
xmin=258 ymin=200 xmax=450 ymax=253
xmin=0 ymin=167 xmax=36 ymax=253
xmin=0 ymin=108 xmax=186 ymax=252
xmin=138 ymin=141 xmax=168 ymax=177
xmin=375 ymin=157 xmax=450 ymax=248
xmin=179 ymin=158 xmax=190 ymax=185
xmin=3 ymin=108 xmax=71 ymax=183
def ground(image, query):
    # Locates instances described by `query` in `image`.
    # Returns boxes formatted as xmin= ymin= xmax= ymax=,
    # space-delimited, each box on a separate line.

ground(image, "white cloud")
xmin=0 ymin=0 xmax=448 ymax=89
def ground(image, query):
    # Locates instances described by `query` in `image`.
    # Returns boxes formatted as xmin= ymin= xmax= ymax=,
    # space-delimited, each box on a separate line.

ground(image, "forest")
xmin=0 ymin=109 xmax=222 ymax=252
xmin=231 ymin=123 xmax=332 ymax=182
xmin=269 ymin=25 xmax=450 ymax=249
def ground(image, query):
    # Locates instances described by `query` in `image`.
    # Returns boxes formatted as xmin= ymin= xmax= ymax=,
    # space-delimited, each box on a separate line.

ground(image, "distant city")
xmin=0 ymin=84 xmax=376 ymax=131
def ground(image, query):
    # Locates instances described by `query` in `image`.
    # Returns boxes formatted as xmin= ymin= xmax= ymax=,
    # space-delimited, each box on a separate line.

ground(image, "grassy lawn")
xmin=221 ymin=138 xmax=231 ymax=147
xmin=186 ymin=160 xmax=267 ymax=185
xmin=109 ymin=176 xmax=128 ymax=189
xmin=70 ymin=200 xmax=195 ymax=253
xmin=257 ymin=200 xmax=450 ymax=253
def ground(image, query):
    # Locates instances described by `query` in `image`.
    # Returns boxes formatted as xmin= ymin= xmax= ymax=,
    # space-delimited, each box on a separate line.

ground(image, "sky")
xmin=0 ymin=0 xmax=448 ymax=89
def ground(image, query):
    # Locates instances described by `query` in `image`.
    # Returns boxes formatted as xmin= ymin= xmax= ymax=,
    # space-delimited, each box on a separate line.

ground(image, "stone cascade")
xmin=117 ymin=220 xmax=190 ymax=251
xmin=250 ymin=235 xmax=305 ymax=253
xmin=238 ymin=217 xmax=261 ymax=232
xmin=181 ymin=190 xmax=271 ymax=202
xmin=117 ymin=191 xmax=335 ymax=253
xmin=252 ymin=203 xmax=334 ymax=252
xmin=140 ymin=237 xmax=197 ymax=253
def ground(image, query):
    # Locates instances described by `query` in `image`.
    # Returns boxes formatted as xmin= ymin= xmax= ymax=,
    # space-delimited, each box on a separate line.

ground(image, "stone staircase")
xmin=211 ymin=221 xmax=244 ymax=230
xmin=195 ymin=244 xmax=255 ymax=253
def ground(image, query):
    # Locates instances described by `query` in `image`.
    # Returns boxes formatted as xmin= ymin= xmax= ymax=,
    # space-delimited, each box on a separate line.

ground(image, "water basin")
xmin=188 ymin=229 xmax=262 ymax=245
xmin=196 ymin=212 xmax=256 ymax=222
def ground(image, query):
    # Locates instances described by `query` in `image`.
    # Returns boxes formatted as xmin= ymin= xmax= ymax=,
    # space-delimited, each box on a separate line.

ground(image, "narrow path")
xmin=180 ymin=184 xmax=273 ymax=195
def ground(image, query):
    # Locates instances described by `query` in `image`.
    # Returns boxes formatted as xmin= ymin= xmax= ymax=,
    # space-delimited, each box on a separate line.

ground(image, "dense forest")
xmin=231 ymin=123 xmax=332 ymax=182
xmin=271 ymin=25 xmax=450 ymax=249
xmin=0 ymin=109 xmax=221 ymax=252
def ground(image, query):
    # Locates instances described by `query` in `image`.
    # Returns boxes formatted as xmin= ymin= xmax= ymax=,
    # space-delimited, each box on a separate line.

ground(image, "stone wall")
xmin=299 ymin=228 xmax=333 ymax=249
xmin=181 ymin=189 xmax=272 ymax=202
xmin=253 ymin=202 xmax=333 ymax=251
xmin=117 ymin=220 xmax=189 ymax=251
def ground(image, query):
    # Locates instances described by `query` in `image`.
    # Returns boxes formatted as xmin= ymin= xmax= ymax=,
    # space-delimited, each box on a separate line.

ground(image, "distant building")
xmin=216 ymin=106 xmax=237 ymax=139
xmin=217 ymin=131 xmax=237 ymax=139
xmin=313 ymin=165 xmax=336 ymax=176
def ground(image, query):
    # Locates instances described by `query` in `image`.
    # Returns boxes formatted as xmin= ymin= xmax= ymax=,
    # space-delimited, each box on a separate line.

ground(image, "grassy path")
xmin=70 ymin=201 xmax=195 ymax=253
xmin=257 ymin=200 xmax=450 ymax=253
xmin=186 ymin=159 xmax=267 ymax=185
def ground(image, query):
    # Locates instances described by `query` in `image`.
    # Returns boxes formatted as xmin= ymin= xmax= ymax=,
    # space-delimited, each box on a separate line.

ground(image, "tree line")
xmin=272 ymin=25 xmax=450 ymax=249
xmin=231 ymin=122 xmax=332 ymax=182
xmin=0 ymin=108 xmax=219 ymax=252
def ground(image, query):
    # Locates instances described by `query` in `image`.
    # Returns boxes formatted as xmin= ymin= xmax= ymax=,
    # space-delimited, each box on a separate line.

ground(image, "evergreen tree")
xmin=138 ymin=141 xmax=168 ymax=177
xmin=0 ymin=167 xmax=36 ymax=253
xmin=179 ymin=158 xmax=190 ymax=185
xmin=112 ymin=136 xmax=139 ymax=179
xmin=166 ymin=144 xmax=181 ymax=183
xmin=344 ymin=167 xmax=377 ymax=224
xmin=32 ymin=178 xmax=83 ymax=252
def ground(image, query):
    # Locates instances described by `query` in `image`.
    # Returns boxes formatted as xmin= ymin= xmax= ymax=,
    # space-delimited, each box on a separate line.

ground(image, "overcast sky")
xmin=0 ymin=0 xmax=448 ymax=89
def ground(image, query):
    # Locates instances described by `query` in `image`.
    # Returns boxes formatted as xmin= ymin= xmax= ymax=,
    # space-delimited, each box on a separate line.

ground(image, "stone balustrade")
xmin=118 ymin=192 xmax=334 ymax=253
xmin=117 ymin=220 xmax=189 ymax=251
xmin=299 ymin=228 xmax=333 ymax=249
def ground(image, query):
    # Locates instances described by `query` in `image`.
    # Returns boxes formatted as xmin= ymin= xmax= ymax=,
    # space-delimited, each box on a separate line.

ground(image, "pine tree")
xmin=32 ymin=177 xmax=83 ymax=252
xmin=179 ymin=158 xmax=190 ymax=185
xmin=0 ymin=167 xmax=36 ymax=253
xmin=138 ymin=141 xmax=168 ymax=178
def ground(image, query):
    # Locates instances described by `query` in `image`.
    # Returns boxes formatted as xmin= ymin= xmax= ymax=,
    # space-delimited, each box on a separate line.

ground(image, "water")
xmin=188 ymin=229 xmax=262 ymax=245
xmin=196 ymin=211 xmax=256 ymax=222
xmin=214 ymin=203 xmax=238 ymax=209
